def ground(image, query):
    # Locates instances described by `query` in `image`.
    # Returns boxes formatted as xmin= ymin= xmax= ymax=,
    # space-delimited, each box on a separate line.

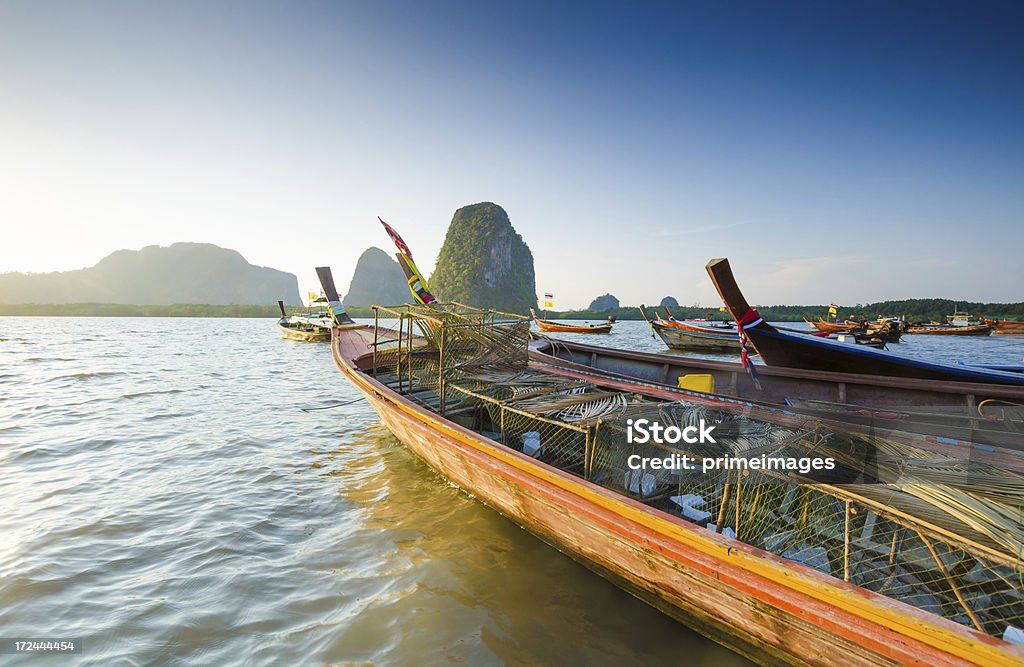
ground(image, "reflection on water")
xmin=0 ymin=317 xmax=749 ymax=666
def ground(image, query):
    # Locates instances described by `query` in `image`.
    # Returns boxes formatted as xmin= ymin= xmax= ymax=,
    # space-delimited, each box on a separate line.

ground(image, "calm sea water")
xmin=3 ymin=318 xmax=1021 ymax=665
xmin=0 ymin=318 xmax=759 ymax=666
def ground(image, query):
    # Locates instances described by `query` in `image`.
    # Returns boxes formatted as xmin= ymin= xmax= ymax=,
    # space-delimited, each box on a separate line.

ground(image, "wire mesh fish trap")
xmin=369 ymin=301 xmax=531 ymax=408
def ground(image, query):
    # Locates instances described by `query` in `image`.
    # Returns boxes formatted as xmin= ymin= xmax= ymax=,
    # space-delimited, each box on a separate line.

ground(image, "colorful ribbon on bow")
xmin=736 ymin=308 xmax=763 ymax=391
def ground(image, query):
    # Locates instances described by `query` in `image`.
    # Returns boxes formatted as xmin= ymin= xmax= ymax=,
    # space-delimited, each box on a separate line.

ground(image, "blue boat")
xmin=706 ymin=258 xmax=1024 ymax=387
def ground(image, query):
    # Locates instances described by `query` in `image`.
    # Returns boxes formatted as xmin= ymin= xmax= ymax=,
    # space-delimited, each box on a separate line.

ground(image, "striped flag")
xmin=544 ymin=292 xmax=554 ymax=308
xmin=828 ymin=303 xmax=838 ymax=315
xmin=379 ymin=216 xmax=413 ymax=259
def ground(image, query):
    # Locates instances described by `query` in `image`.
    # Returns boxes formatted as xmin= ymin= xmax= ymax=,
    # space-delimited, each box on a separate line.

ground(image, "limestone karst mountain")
xmin=588 ymin=293 xmax=620 ymax=311
xmin=430 ymin=202 xmax=537 ymax=313
xmin=0 ymin=242 xmax=301 ymax=305
xmin=343 ymin=247 xmax=410 ymax=306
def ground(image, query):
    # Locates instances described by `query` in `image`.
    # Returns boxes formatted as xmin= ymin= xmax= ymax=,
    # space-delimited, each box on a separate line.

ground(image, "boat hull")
xmin=530 ymin=309 xmax=613 ymax=334
xmin=278 ymin=321 xmax=331 ymax=342
xmin=328 ymin=326 xmax=1023 ymax=667
xmin=991 ymin=321 xmax=1024 ymax=336
xmin=652 ymin=321 xmax=739 ymax=351
xmin=906 ymin=325 xmax=992 ymax=336
xmin=806 ymin=318 xmax=861 ymax=333
xmin=535 ymin=320 xmax=613 ymax=334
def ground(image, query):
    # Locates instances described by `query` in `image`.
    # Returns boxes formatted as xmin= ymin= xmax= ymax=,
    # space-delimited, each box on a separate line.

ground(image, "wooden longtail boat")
xmin=907 ymin=324 xmax=993 ymax=336
xmin=979 ymin=315 xmax=1024 ymax=336
xmin=992 ymin=321 xmax=1024 ymax=336
xmin=706 ymin=259 xmax=1024 ymax=386
xmin=806 ymin=317 xmax=862 ymax=334
xmin=528 ymin=335 xmax=1024 ymax=451
xmin=639 ymin=305 xmax=739 ymax=351
xmin=530 ymin=308 xmax=613 ymax=334
xmin=663 ymin=306 xmax=736 ymax=330
xmin=862 ymin=319 xmax=904 ymax=344
xmin=316 ymin=265 xmax=1024 ymax=666
xmin=276 ymin=300 xmax=332 ymax=342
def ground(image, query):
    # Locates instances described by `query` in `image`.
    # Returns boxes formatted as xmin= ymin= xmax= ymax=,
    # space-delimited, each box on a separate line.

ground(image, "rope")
xmin=300 ymin=397 xmax=367 ymax=412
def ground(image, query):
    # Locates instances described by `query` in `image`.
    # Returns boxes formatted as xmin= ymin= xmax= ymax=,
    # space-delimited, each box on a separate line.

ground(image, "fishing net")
xmin=368 ymin=302 xmax=1024 ymax=641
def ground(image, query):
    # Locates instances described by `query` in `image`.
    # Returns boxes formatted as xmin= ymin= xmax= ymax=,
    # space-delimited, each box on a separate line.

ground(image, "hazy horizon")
xmin=2 ymin=1 xmax=1021 ymax=308
xmin=3 ymin=237 xmax=1021 ymax=309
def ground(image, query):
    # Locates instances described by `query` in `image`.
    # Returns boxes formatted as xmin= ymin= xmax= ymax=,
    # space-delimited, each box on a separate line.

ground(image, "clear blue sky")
xmin=1 ymin=0 xmax=1021 ymax=307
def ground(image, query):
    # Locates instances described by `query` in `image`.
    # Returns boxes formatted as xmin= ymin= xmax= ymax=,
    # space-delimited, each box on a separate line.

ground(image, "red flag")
xmin=379 ymin=217 xmax=413 ymax=259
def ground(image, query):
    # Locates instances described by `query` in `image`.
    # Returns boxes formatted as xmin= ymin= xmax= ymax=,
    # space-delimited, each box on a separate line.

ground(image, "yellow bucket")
xmin=677 ymin=374 xmax=714 ymax=393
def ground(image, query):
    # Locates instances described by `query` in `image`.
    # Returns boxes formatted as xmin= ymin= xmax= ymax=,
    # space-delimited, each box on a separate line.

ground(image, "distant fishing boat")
xmin=948 ymin=310 xmax=986 ymax=327
xmin=530 ymin=309 xmax=613 ymax=334
xmin=907 ymin=310 xmax=993 ymax=336
xmin=662 ymin=306 xmax=736 ymax=330
xmin=906 ymin=323 xmax=993 ymax=336
xmin=981 ymin=315 xmax=1024 ymax=336
xmin=804 ymin=302 xmax=861 ymax=334
xmin=806 ymin=318 xmax=862 ymax=333
xmin=706 ymin=258 xmax=1024 ymax=385
xmin=831 ymin=332 xmax=889 ymax=349
xmin=276 ymin=299 xmax=332 ymax=342
xmin=639 ymin=305 xmax=739 ymax=351
xmin=861 ymin=317 xmax=905 ymax=343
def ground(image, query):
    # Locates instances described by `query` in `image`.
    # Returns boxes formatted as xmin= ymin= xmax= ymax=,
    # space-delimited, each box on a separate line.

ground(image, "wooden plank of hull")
xmin=329 ymin=328 xmax=1024 ymax=667
xmin=653 ymin=323 xmax=739 ymax=351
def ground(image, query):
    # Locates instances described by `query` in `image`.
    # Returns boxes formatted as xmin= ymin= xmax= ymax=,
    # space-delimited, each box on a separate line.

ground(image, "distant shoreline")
xmin=2 ymin=300 xmax=1022 ymax=322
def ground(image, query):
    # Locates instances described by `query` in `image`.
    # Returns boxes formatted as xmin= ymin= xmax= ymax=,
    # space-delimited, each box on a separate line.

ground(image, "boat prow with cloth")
xmin=705 ymin=258 xmax=1024 ymax=386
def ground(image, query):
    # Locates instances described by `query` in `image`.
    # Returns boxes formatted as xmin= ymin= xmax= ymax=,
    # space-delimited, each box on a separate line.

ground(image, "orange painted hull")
xmin=328 ymin=326 xmax=1023 ymax=667
xmin=533 ymin=317 xmax=613 ymax=334
xmin=806 ymin=318 xmax=861 ymax=333
xmin=993 ymin=321 xmax=1024 ymax=336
